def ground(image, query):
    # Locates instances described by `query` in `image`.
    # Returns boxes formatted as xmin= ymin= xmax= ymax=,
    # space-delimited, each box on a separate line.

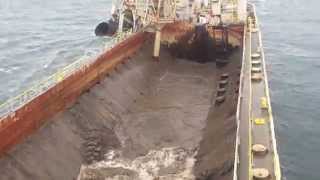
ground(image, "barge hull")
xmin=0 ymin=23 xmax=244 ymax=179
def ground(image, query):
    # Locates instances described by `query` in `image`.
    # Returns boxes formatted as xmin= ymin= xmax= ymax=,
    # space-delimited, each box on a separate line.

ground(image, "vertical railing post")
xmin=0 ymin=31 xmax=133 ymax=121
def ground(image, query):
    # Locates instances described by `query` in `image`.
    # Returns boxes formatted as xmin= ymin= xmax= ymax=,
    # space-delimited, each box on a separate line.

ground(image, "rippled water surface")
xmin=254 ymin=0 xmax=320 ymax=179
xmin=0 ymin=0 xmax=112 ymax=102
xmin=1 ymin=0 xmax=320 ymax=179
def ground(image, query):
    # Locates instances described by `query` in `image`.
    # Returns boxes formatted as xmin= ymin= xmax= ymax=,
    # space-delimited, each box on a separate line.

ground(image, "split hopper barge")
xmin=0 ymin=1 xmax=280 ymax=180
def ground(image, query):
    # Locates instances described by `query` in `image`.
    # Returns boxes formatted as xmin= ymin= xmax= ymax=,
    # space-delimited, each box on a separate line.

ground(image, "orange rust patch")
xmin=0 ymin=32 xmax=148 ymax=157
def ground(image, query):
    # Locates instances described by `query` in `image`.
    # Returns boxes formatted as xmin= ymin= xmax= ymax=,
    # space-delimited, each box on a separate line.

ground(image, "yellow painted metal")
xmin=55 ymin=71 xmax=65 ymax=82
xmin=254 ymin=118 xmax=266 ymax=125
xmin=252 ymin=3 xmax=282 ymax=179
xmin=260 ymin=97 xmax=268 ymax=109
xmin=250 ymin=6 xmax=281 ymax=179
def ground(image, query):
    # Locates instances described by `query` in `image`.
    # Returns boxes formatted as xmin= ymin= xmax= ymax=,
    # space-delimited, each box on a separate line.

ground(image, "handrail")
xmin=232 ymin=18 xmax=247 ymax=180
xmin=250 ymin=3 xmax=282 ymax=180
xmin=247 ymin=17 xmax=253 ymax=180
xmin=0 ymin=30 xmax=133 ymax=121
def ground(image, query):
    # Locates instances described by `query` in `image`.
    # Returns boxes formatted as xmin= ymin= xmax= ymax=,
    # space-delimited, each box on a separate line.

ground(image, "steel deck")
xmin=236 ymin=4 xmax=281 ymax=180
xmin=0 ymin=3 xmax=281 ymax=180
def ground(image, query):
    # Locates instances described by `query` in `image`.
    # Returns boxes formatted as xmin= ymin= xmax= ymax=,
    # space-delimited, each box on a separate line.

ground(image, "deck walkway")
xmin=236 ymin=8 xmax=281 ymax=180
xmin=238 ymin=28 xmax=251 ymax=180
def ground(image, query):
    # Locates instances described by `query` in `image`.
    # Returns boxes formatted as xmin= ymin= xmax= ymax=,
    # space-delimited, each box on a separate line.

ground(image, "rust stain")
xmin=161 ymin=21 xmax=194 ymax=43
xmin=0 ymin=22 xmax=243 ymax=157
xmin=161 ymin=22 xmax=243 ymax=45
xmin=0 ymin=32 xmax=148 ymax=157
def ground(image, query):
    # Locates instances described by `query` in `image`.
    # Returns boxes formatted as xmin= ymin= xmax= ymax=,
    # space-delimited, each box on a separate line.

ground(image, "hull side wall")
xmin=0 ymin=32 xmax=147 ymax=157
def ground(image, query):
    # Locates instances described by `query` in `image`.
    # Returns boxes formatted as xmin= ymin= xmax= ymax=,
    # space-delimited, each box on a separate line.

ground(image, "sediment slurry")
xmin=0 ymin=34 xmax=241 ymax=179
xmin=79 ymin=147 xmax=197 ymax=180
xmin=194 ymin=49 xmax=241 ymax=180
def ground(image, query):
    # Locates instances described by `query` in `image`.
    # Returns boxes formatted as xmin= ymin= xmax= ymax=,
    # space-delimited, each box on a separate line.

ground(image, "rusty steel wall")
xmin=0 ymin=22 xmax=244 ymax=158
xmin=161 ymin=22 xmax=244 ymax=46
xmin=161 ymin=21 xmax=195 ymax=43
xmin=0 ymin=32 xmax=147 ymax=157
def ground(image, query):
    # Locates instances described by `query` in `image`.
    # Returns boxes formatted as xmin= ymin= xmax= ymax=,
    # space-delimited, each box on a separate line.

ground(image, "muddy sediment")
xmin=194 ymin=50 xmax=240 ymax=180
xmin=0 ymin=32 xmax=241 ymax=180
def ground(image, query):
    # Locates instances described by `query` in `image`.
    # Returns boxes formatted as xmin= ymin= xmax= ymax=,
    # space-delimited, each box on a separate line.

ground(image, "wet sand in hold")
xmin=0 ymin=45 xmax=240 ymax=180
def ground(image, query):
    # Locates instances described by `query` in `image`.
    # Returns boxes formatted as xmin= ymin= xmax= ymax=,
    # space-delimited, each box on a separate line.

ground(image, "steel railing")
xmin=250 ymin=3 xmax=282 ymax=179
xmin=0 ymin=31 xmax=133 ymax=121
xmin=233 ymin=4 xmax=282 ymax=180
xmin=232 ymin=16 xmax=247 ymax=180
